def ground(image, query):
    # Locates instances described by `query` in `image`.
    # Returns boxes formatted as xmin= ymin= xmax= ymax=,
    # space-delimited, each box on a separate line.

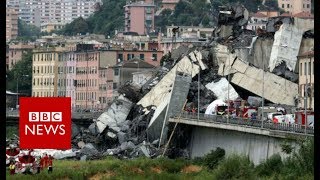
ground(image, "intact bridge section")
xmin=169 ymin=113 xmax=313 ymax=165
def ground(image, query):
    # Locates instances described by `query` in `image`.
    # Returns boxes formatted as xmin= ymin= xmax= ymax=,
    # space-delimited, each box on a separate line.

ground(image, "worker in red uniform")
xmin=44 ymin=153 xmax=49 ymax=169
xmin=192 ymin=107 xmax=196 ymax=115
xmin=48 ymin=155 xmax=53 ymax=173
xmin=40 ymin=153 xmax=49 ymax=170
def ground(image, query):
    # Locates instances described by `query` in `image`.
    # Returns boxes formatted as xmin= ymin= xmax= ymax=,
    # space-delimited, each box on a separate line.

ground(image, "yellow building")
xmin=32 ymin=47 xmax=67 ymax=97
xmin=298 ymin=51 xmax=314 ymax=111
xmin=40 ymin=22 xmax=65 ymax=33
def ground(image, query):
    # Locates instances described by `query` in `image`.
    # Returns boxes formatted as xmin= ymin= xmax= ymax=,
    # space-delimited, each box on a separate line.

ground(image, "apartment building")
xmin=246 ymin=12 xmax=268 ymax=31
xmin=74 ymin=44 xmax=100 ymax=110
xmin=124 ymin=1 xmax=156 ymax=35
xmin=31 ymin=41 xmax=163 ymax=111
xmin=298 ymin=51 xmax=314 ymax=111
xmin=278 ymin=0 xmax=312 ymax=14
xmin=6 ymin=0 xmax=102 ymax=27
xmin=6 ymin=8 xmax=18 ymax=42
xmin=7 ymin=43 xmax=35 ymax=70
xmin=32 ymin=46 xmax=67 ymax=98
xmin=41 ymin=22 xmax=65 ymax=33
xmin=65 ymin=52 xmax=77 ymax=110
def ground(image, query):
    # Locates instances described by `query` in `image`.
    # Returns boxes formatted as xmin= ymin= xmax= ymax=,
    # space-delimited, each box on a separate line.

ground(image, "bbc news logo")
xmin=26 ymin=112 xmax=65 ymax=135
xmin=19 ymin=98 xmax=71 ymax=149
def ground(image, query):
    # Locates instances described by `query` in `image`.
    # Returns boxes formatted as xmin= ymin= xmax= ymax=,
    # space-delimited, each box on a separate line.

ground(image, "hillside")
xmin=58 ymin=0 xmax=282 ymax=36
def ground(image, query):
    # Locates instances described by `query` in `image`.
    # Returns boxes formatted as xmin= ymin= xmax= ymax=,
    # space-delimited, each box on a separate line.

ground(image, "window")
xmin=308 ymin=62 xmax=311 ymax=75
xmin=114 ymin=68 xmax=119 ymax=76
xmin=300 ymin=63 xmax=302 ymax=75
xmin=282 ymin=4 xmax=284 ymax=8
xmin=304 ymin=62 xmax=307 ymax=75
xmin=140 ymin=54 xmax=145 ymax=60
xmin=152 ymin=54 xmax=157 ymax=61
xmin=113 ymin=83 xmax=117 ymax=89
xmin=287 ymin=4 xmax=290 ymax=8
xmin=303 ymin=4 xmax=305 ymax=8
xmin=307 ymin=4 xmax=310 ymax=8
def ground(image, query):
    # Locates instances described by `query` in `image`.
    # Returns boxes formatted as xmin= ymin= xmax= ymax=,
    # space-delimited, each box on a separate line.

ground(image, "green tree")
xmin=17 ymin=19 xmax=41 ymax=41
xmin=62 ymin=17 xmax=89 ymax=36
xmin=7 ymin=51 xmax=33 ymax=96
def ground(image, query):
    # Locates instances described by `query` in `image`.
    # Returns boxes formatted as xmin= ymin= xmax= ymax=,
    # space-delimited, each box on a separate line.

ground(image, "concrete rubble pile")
xmin=6 ymin=4 xmax=313 ymax=161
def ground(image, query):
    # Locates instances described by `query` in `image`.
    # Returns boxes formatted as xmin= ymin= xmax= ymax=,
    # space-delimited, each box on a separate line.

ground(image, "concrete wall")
xmin=189 ymin=126 xmax=295 ymax=165
xmin=234 ymin=37 xmax=313 ymax=72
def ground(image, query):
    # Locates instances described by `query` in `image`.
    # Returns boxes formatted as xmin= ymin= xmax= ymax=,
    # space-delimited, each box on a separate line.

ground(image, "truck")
xmin=295 ymin=111 xmax=314 ymax=127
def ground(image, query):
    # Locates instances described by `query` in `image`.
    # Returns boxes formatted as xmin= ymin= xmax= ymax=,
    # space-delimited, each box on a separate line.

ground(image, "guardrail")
xmin=6 ymin=110 xmax=102 ymax=119
xmin=172 ymin=112 xmax=314 ymax=135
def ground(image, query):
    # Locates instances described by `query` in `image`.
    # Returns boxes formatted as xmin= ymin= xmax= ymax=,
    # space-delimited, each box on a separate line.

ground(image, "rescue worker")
xmin=192 ymin=107 xmax=196 ymax=115
xmin=232 ymin=110 xmax=237 ymax=119
xmin=48 ymin=155 xmax=53 ymax=173
xmin=40 ymin=155 xmax=44 ymax=170
xmin=44 ymin=153 xmax=49 ymax=169
xmin=9 ymin=161 xmax=15 ymax=175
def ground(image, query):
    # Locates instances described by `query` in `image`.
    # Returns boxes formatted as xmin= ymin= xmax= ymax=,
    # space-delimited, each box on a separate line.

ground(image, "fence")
xmin=172 ymin=112 xmax=314 ymax=135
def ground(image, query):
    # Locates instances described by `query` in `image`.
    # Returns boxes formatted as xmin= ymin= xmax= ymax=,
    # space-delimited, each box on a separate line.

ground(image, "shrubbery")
xmin=193 ymin=147 xmax=225 ymax=169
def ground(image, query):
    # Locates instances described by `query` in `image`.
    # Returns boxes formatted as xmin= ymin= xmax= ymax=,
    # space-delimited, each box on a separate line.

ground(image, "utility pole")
xmin=227 ymin=58 xmax=231 ymax=123
xmin=16 ymin=78 xmax=19 ymax=109
xmin=304 ymin=59 xmax=308 ymax=134
xmin=16 ymin=75 xmax=29 ymax=108
xmin=198 ymin=66 xmax=200 ymax=121
xmin=261 ymin=65 xmax=265 ymax=128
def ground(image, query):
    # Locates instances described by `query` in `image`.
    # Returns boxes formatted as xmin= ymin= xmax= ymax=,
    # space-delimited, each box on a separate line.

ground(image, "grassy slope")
xmin=6 ymin=157 xmax=214 ymax=180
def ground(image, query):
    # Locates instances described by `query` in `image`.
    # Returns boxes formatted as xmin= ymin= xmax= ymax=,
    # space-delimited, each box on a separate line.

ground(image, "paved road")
xmin=171 ymin=112 xmax=314 ymax=135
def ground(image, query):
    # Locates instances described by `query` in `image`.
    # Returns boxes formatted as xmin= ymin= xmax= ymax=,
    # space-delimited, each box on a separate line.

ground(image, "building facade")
xmin=65 ymin=52 xmax=77 ymax=110
xmin=41 ymin=22 xmax=65 ymax=33
xmin=31 ymin=42 xmax=164 ymax=111
xmin=32 ymin=47 xmax=67 ymax=98
xmin=124 ymin=1 xmax=156 ymax=35
xmin=74 ymin=48 xmax=100 ymax=110
xmin=6 ymin=0 xmax=102 ymax=27
xmin=166 ymin=26 xmax=215 ymax=39
xmin=7 ymin=43 xmax=35 ymax=70
xmin=278 ymin=0 xmax=312 ymax=14
xmin=298 ymin=51 xmax=314 ymax=111
xmin=6 ymin=8 xmax=18 ymax=42
xmin=246 ymin=12 xmax=268 ymax=31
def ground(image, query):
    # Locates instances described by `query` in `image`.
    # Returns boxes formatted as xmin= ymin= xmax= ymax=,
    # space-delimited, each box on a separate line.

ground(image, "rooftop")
xmin=293 ymin=12 xmax=314 ymax=19
xmin=298 ymin=50 xmax=314 ymax=57
xmin=114 ymin=58 xmax=156 ymax=68
xmin=252 ymin=12 xmax=267 ymax=18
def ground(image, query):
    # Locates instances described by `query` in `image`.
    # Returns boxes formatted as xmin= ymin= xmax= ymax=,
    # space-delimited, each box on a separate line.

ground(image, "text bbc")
xmin=29 ymin=112 xmax=62 ymax=122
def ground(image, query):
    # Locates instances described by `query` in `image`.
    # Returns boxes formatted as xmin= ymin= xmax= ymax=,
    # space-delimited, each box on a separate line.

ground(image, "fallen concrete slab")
xmin=138 ymin=50 xmax=206 ymax=109
xmin=219 ymin=58 xmax=298 ymax=106
xmin=95 ymin=95 xmax=133 ymax=133
xmin=269 ymin=23 xmax=303 ymax=72
xmin=142 ymin=51 xmax=205 ymax=143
